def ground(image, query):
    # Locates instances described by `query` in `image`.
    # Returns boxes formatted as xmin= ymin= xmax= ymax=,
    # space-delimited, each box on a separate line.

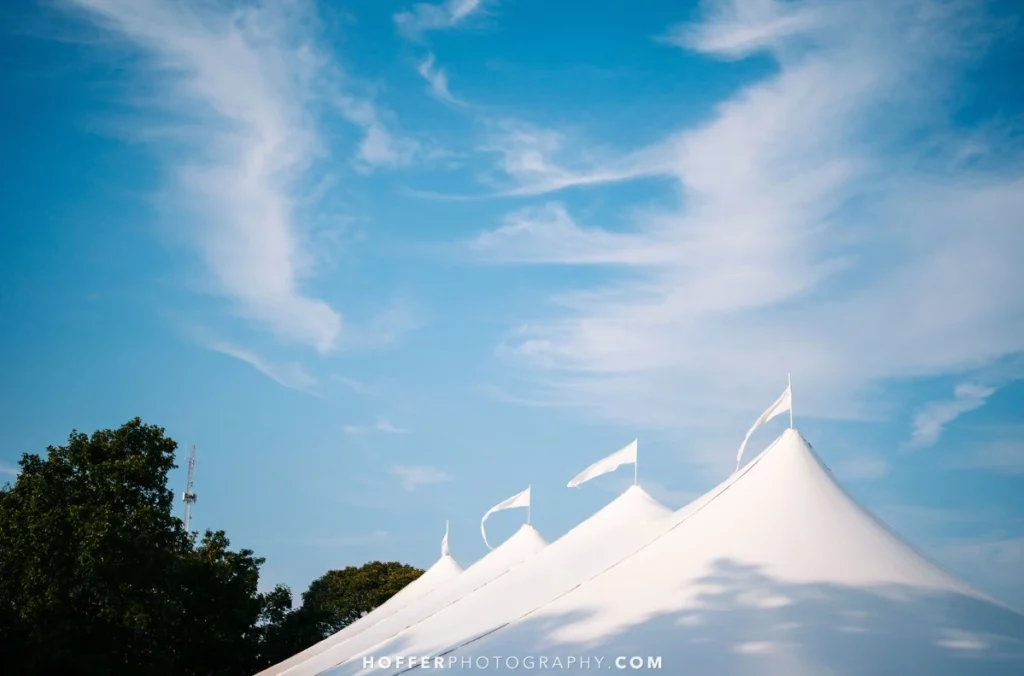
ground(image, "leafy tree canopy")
xmin=0 ymin=418 xmax=425 ymax=675
xmin=0 ymin=419 xmax=284 ymax=674
xmin=299 ymin=561 xmax=425 ymax=635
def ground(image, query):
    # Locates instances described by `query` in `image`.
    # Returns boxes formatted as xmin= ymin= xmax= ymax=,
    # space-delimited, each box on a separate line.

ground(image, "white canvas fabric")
xmin=257 ymin=553 xmax=463 ymax=676
xmin=735 ymin=383 xmax=792 ymax=470
xmin=289 ymin=524 xmax=548 ymax=676
xmin=328 ymin=485 xmax=673 ymax=675
xmin=434 ymin=429 xmax=1024 ymax=675
xmin=480 ymin=487 xmax=531 ymax=549
xmin=566 ymin=440 xmax=638 ymax=488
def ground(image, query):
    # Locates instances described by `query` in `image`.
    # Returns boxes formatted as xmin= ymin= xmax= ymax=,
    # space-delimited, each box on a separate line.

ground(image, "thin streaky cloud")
xmin=204 ymin=341 xmax=318 ymax=395
xmin=909 ymin=383 xmax=998 ymax=448
xmin=0 ymin=464 xmax=21 ymax=478
xmin=908 ymin=358 xmax=1024 ymax=447
xmin=63 ymin=0 xmax=344 ymax=352
xmin=417 ymin=52 xmax=464 ymax=106
xmin=394 ymin=0 xmax=488 ymax=40
xmin=661 ymin=0 xmax=825 ymax=59
xmin=375 ymin=416 xmax=409 ymax=434
xmin=477 ymin=120 xmax=674 ymax=197
xmin=337 ymin=94 xmax=421 ymax=171
xmin=389 ymin=464 xmax=452 ymax=491
xmin=333 ymin=376 xmax=375 ymax=396
xmin=467 ymin=0 xmax=1024 ymax=438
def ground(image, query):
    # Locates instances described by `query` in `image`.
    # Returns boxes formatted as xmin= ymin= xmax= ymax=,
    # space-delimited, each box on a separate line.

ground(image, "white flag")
xmin=735 ymin=382 xmax=792 ymax=471
xmin=480 ymin=486 xmax=530 ymax=550
xmin=567 ymin=440 xmax=638 ymax=488
xmin=441 ymin=520 xmax=450 ymax=557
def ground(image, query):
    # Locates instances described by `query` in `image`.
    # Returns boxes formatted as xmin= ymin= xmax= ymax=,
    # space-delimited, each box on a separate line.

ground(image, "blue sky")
xmin=1 ymin=0 xmax=1023 ymax=609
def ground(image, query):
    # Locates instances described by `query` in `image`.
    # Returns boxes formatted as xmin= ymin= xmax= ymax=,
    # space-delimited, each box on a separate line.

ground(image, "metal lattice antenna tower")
xmin=182 ymin=445 xmax=197 ymax=532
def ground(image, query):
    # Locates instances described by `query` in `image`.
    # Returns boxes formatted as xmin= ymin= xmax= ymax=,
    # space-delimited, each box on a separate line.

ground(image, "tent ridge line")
xmin=390 ymin=438 xmax=783 ymax=675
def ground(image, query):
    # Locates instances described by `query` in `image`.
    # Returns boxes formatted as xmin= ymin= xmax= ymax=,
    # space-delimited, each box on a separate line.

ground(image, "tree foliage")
xmin=0 ymin=418 xmax=421 ymax=675
xmin=298 ymin=561 xmax=426 ymax=635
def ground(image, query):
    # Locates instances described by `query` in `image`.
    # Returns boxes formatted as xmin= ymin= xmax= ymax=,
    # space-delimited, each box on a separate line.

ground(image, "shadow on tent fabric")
xmin=347 ymin=558 xmax=1024 ymax=676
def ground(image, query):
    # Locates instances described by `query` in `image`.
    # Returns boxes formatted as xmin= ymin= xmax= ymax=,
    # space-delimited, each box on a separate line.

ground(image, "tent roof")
xmin=290 ymin=524 xmax=548 ymax=675
xmin=431 ymin=429 xmax=1024 ymax=675
xmin=334 ymin=485 xmax=673 ymax=674
xmin=258 ymin=554 xmax=464 ymax=676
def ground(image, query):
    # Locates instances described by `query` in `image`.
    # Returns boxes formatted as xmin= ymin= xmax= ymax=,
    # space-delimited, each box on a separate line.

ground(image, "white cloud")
xmin=478 ymin=120 xmax=671 ymax=196
xmin=345 ymin=298 xmax=424 ymax=349
xmin=663 ymin=0 xmax=825 ymax=59
xmin=0 ymin=464 xmax=20 ymax=478
xmin=908 ymin=358 xmax=1024 ymax=447
xmin=389 ymin=464 xmax=452 ymax=491
xmin=909 ymin=383 xmax=998 ymax=448
xmin=337 ymin=95 xmax=420 ymax=171
xmin=417 ymin=52 xmax=462 ymax=105
xmin=205 ymin=340 xmax=318 ymax=394
xmin=333 ymin=375 xmax=374 ymax=396
xmin=64 ymin=0 xmax=345 ymax=352
xmin=375 ymin=416 xmax=409 ymax=434
xmin=394 ymin=0 xmax=487 ymax=40
xmin=470 ymin=203 xmax=665 ymax=264
xmin=469 ymin=0 xmax=1024 ymax=447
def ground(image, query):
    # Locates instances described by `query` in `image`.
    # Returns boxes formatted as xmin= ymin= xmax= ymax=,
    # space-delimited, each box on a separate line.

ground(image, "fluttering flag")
xmin=567 ymin=439 xmax=638 ymax=488
xmin=480 ymin=486 xmax=531 ymax=550
xmin=441 ymin=520 xmax=450 ymax=557
xmin=735 ymin=379 xmax=793 ymax=471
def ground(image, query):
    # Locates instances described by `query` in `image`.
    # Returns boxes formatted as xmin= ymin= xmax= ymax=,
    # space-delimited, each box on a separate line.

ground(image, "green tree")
xmin=0 ymin=418 xmax=427 ymax=674
xmin=0 ymin=418 xmax=286 ymax=675
xmin=299 ymin=561 xmax=425 ymax=636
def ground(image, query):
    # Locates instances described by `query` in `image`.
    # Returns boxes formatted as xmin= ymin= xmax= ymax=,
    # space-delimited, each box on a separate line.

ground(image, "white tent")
xmin=412 ymin=429 xmax=1024 ymax=675
xmin=287 ymin=524 xmax=548 ymax=676
xmin=330 ymin=485 xmax=673 ymax=675
xmin=257 ymin=539 xmax=464 ymax=676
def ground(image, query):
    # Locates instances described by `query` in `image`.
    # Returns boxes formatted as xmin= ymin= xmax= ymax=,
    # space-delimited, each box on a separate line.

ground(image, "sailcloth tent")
xmin=287 ymin=524 xmax=548 ymax=676
xmin=328 ymin=485 xmax=673 ymax=675
xmin=414 ymin=429 xmax=1024 ymax=675
xmin=257 ymin=531 xmax=464 ymax=676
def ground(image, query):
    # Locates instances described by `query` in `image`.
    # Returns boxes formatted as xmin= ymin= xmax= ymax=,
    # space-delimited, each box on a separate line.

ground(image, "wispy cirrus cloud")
xmin=62 ymin=0 xmax=348 ymax=352
xmin=467 ymin=0 xmax=1024 ymax=452
xmin=477 ymin=120 xmax=672 ymax=197
xmin=342 ymin=415 xmax=409 ymax=435
xmin=389 ymin=464 xmax=452 ymax=491
xmin=0 ymin=464 xmax=21 ymax=479
xmin=417 ymin=52 xmax=462 ymax=105
xmin=394 ymin=0 xmax=488 ymax=40
xmin=333 ymin=375 xmax=375 ymax=396
xmin=661 ymin=0 xmax=824 ymax=59
xmin=337 ymin=95 xmax=421 ymax=171
xmin=909 ymin=383 xmax=998 ymax=448
xmin=908 ymin=358 xmax=1024 ymax=447
xmin=375 ymin=416 xmax=409 ymax=434
xmin=204 ymin=340 xmax=318 ymax=394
